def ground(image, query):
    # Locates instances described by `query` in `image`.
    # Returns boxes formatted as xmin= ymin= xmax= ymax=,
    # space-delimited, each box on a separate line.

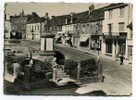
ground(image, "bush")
xmin=64 ymin=59 xmax=78 ymax=79
xmin=80 ymin=58 xmax=97 ymax=78
xmin=64 ymin=58 xmax=97 ymax=79
xmin=54 ymin=51 xmax=65 ymax=65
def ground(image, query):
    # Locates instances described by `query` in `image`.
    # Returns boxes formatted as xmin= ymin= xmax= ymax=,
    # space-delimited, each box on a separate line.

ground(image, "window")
xmin=128 ymin=46 xmax=132 ymax=57
xmin=109 ymin=10 xmax=113 ymax=19
xmin=37 ymin=25 xmax=39 ymax=30
xmin=108 ymin=24 xmax=112 ymax=35
xmin=120 ymin=7 xmax=125 ymax=18
xmin=35 ymin=25 xmax=37 ymax=30
xmin=119 ymin=22 xmax=125 ymax=32
xmin=130 ymin=30 xmax=133 ymax=39
xmin=106 ymin=42 xmax=112 ymax=53
xmin=32 ymin=26 xmax=34 ymax=30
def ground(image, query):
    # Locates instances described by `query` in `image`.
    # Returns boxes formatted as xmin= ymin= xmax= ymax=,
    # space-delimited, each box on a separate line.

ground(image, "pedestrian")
xmin=69 ymin=37 xmax=73 ymax=47
xmin=97 ymin=55 xmax=104 ymax=82
xmin=120 ymin=54 xmax=124 ymax=65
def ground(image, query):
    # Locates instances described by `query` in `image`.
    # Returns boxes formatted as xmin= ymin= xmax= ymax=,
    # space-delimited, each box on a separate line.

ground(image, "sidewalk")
xmin=56 ymin=44 xmax=132 ymax=95
xmin=56 ymin=44 xmax=132 ymax=67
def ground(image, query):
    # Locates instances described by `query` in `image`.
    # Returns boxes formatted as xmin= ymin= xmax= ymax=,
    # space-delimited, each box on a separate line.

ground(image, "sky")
xmin=5 ymin=2 xmax=109 ymax=18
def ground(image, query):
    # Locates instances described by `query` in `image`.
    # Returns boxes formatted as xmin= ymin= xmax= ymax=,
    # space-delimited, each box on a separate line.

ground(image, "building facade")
xmin=102 ymin=3 xmax=133 ymax=60
xmin=125 ymin=4 xmax=133 ymax=62
xmin=4 ymin=13 xmax=11 ymax=39
xmin=74 ymin=6 xmax=104 ymax=50
xmin=26 ymin=22 xmax=41 ymax=41
xmin=10 ymin=10 xmax=28 ymax=39
xmin=26 ymin=13 xmax=50 ymax=41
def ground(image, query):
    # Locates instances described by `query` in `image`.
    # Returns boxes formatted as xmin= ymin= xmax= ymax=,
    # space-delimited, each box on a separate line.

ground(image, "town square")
xmin=4 ymin=3 xmax=132 ymax=95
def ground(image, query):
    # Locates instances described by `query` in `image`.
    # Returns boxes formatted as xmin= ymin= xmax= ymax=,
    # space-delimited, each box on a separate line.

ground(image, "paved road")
xmin=55 ymin=44 xmax=96 ymax=62
xmin=55 ymin=44 xmax=132 ymax=95
xmin=4 ymin=40 xmax=132 ymax=95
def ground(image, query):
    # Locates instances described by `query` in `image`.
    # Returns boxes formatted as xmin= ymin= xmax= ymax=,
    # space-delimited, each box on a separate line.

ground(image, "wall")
xmin=10 ymin=16 xmax=28 ymax=39
xmin=103 ymin=5 xmax=129 ymax=35
xmin=62 ymin=24 xmax=77 ymax=33
xmin=26 ymin=23 xmax=41 ymax=41
xmin=4 ymin=20 xmax=11 ymax=39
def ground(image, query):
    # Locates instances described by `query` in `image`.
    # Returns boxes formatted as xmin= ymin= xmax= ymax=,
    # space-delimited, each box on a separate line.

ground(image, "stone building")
xmin=26 ymin=21 xmax=41 ymax=41
xmin=75 ymin=6 xmax=104 ymax=49
xmin=125 ymin=4 xmax=133 ymax=62
xmin=26 ymin=12 xmax=50 ymax=41
xmin=10 ymin=10 xmax=27 ymax=39
xmin=4 ymin=13 xmax=11 ymax=39
xmin=102 ymin=3 xmax=133 ymax=60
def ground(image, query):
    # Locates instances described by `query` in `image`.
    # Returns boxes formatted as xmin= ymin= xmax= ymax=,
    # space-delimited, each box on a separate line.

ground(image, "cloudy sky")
xmin=5 ymin=2 xmax=109 ymax=18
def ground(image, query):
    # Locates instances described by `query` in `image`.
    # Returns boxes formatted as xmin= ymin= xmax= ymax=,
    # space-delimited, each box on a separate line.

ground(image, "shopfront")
xmin=79 ymin=34 xmax=90 ymax=47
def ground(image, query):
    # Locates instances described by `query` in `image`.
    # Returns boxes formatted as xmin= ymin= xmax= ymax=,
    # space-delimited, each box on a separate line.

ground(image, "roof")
xmin=50 ymin=15 xmax=70 ymax=26
xmin=27 ymin=16 xmax=46 ymax=24
xmin=72 ymin=7 xmax=105 ymax=23
xmin=104 ymin=3 xmax=128 ymax=10
xmin=10 ymin=13 xmax=47 ymax=24
xmin=51 ymin=6 xmax=105 ymax=26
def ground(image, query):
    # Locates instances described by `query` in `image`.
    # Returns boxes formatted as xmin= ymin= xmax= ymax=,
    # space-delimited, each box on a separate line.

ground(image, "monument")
xmin=40 ymin=33 xmax=55 ymax=56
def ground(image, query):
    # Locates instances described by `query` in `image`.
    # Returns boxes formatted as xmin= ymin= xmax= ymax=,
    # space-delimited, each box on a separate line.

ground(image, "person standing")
xmin=97 ymin=55 xmax=104 ymax=82
xmin=120 ymin=54 xmax=124 ymax=65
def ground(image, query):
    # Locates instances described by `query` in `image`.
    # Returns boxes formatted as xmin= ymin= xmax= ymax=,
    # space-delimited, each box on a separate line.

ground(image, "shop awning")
xmin=80 ymin=36 xmax=89 ymax=42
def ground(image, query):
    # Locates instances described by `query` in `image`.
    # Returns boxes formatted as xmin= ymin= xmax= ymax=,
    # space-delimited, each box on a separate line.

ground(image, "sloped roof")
xmin=26 ymin=15 xmax=48 ymax=24
xmin=104 ymin=3 xmax=128 ymax=10
xmin=51 ymin=7 xmax=105 ymax=26
xmin=50 ymin=15 xmax=71 ymax=26
xmin=75 ymin=7 xmax=105 ymax=23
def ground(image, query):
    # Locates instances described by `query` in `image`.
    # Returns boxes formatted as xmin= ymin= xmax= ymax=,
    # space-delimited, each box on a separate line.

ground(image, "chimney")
xmin=88 ymin=4 xmax=95 ymax=15
xmin=70 ymin=12 xmax=74 ymax=24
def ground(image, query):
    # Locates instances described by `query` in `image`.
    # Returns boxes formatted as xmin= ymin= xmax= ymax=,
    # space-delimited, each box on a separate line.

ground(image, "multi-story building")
xmin=26 ymin=13 xmax=49 ymax=41
xmin=10 ymin=10 xmax=28 ymax=39
xmin=40 ymin=13 xmax=51 ymax=35
xmin=50 ymin=15 xmax=70 ymax=34
xmin=125 ymin=4 xmax=133 ymax=62
xmin=51 ymin=5 xmax=105 ymax=49
xmin=73 ymin=6 xmax=104 ymax=49
xmin=102 ymin=3 xmax=133 ymax=60
xmin=26 ymin=21 xmax=41 ymax=41
xmin=4 ymin=13 xmax=11 ymax=39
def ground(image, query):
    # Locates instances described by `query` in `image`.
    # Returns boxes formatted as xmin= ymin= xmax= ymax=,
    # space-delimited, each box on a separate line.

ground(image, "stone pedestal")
xmin=41 ymin=37 xmax=54 ymax=51
xmin=40 ymin=34 xmax=55 ymax=56
xmin=24 ymin=65 xmax=32 ymax=90
xmin=77 ymin=62 xmax=81 ymax=80
xmin=41 ymin=38 xmax=46 ymax=51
